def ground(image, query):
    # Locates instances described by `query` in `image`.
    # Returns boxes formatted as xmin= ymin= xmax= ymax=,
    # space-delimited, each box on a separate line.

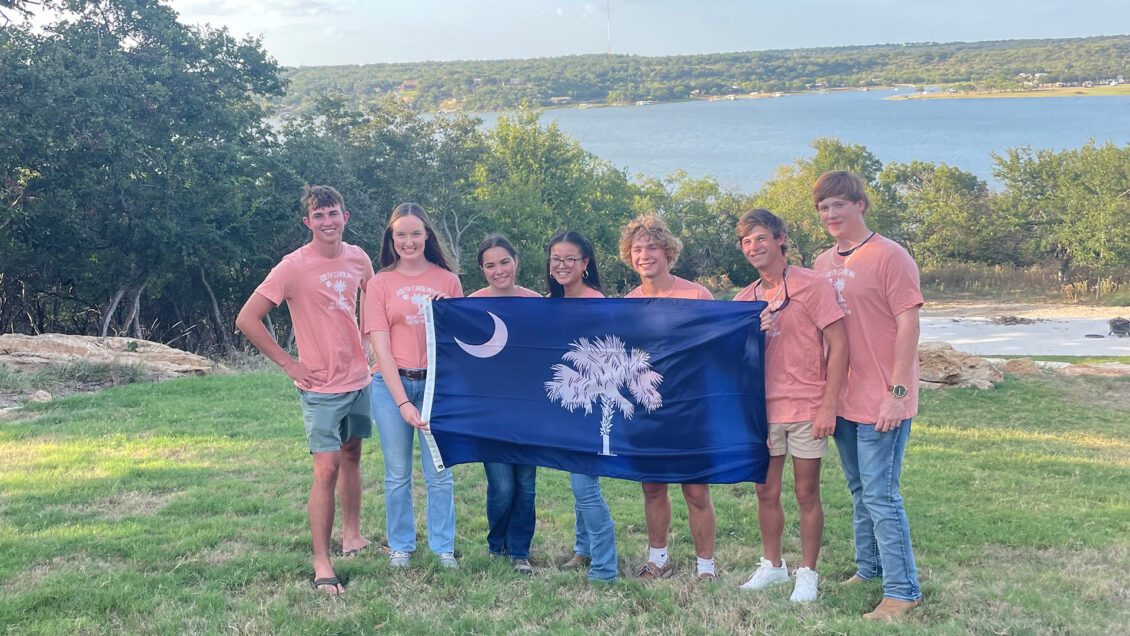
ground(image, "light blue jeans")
xmin=832 ymin=417 xmax=921 ymax=601
xmin=570 ymin=472 xmax=618 ymax=582
xmin=371 ymin=373 xmax=455 ymax=554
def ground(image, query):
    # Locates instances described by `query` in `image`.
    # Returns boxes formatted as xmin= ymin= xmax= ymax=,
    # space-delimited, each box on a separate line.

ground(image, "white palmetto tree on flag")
xmin=544 ymin=335 xmax=663 ymax=456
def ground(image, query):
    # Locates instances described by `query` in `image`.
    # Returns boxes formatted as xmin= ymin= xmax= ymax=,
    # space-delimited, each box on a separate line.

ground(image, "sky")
xmin=167 ymin=0 xmax=1130 ymax=67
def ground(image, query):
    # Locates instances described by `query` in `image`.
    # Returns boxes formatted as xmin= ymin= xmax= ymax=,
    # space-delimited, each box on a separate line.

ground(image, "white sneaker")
xmin=389 ymin=550 xmax=411 ymax=568
xmin=790 ymin=567 xmax=819 ymax=602
xmin=739 ymin=557 xmax=789 ymax=590
xmin=437 ymin=552 xmax=459 ymax=569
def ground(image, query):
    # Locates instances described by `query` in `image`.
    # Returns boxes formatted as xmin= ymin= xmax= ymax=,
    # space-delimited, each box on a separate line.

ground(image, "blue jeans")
xmin=484 ymin=462 xmax=537 ymax=559
xmin=570 ymin=472 xmax=618 ymax=582
xmin=832 ymin=417 xmax=921 ymax=601
xmin=371 ymin=373 xmax=455 ymax=554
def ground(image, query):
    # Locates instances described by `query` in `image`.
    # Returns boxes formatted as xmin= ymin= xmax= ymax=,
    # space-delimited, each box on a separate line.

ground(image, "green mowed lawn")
xmin=1 ymin=371 xmax=1127 ymax=634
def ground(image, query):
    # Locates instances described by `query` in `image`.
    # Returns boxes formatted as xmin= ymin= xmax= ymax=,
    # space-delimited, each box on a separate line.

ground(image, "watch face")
xmin=890 ymin=384 xmax=908 ymax=398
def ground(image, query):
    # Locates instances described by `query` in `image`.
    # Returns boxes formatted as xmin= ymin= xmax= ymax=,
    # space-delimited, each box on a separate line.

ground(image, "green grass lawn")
xmin=2 ymin=371 xmax=1127 ymax=634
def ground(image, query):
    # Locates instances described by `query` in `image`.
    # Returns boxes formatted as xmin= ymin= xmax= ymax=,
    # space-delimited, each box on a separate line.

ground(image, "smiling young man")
xmin=235 ymin=185 xmax=374 ymax=596
xmin=732 ymin=209 xmax=847 ymax=603
xmin=619 ymin=213 xmax=719 ymax=582
xmin=811 ymin=171 xmax=924 ymax=620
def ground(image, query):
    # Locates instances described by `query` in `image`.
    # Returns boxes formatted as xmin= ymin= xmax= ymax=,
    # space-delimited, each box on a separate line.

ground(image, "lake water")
xmin=480 ymin=89 xmax=1130 ymax=192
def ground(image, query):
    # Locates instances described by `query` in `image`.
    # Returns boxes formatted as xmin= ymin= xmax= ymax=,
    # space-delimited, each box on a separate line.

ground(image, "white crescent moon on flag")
xmin=454 ymin=311 xmax=508 ymax=358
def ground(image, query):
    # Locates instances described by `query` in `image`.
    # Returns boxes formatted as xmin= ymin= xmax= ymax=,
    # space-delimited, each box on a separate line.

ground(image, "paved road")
xmin=920 ymin=317 xmax=1130 ymax=356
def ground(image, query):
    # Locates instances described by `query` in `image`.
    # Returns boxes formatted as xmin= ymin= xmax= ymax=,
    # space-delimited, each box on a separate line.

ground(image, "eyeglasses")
xmin=549 ymin=256 xmax=584 ymax=267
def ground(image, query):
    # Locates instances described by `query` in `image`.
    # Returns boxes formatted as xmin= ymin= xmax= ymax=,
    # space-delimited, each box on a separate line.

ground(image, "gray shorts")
xmin=298 ymin=385 xmax=372 ymax=453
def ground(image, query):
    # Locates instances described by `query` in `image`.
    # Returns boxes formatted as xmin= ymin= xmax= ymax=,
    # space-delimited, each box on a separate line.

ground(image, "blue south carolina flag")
xmin=421 ymin=297 xmax=769 ymax=484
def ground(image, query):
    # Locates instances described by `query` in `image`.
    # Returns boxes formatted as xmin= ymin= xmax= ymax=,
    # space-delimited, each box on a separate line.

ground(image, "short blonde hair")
xmin=619 ymin=214 xmax=682 ymax=270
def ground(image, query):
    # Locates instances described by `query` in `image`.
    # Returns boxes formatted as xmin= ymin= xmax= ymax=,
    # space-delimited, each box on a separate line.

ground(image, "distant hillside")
xmin=276 ymin=35 xmax=1130 ymax=115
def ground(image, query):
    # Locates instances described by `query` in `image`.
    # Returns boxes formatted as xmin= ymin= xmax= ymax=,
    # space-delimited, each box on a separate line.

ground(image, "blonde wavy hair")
xmin=618 ymin=213 xmax=682 ymax=270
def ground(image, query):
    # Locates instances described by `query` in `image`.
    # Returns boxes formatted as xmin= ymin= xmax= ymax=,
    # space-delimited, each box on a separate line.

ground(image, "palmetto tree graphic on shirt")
xmin=544 ymin=335 xmax=663 ymax=456
xmin=831 ymin=277 xmax=849 ymax=312
xmin=326 ymin=279 xmax=350 ymax=310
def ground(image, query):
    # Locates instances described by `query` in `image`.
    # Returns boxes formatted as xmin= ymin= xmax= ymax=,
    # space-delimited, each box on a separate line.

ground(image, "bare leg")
xmin=642 ymin=482 xmax=671 ymax=549
xmin=755 ymin=455 xmax=787 ymax=565
xmin=681 ymin=484 xmax=716 ymax=558
xmin=337 ymin=437 xmax=370 ymax=553
xmin=310 ymin=450 xmax=344 ymax=594
xmin=793 ymin=456 xmax=824 ymax=569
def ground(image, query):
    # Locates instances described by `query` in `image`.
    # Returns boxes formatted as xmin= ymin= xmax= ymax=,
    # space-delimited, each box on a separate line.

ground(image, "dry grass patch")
xmin=1046 ymin=374 xmax=1130 ymax=412
xmin=65 ymin=489 xmax=181 ymax=520
xmin=191 ymin=539 xmax=257 ymax=566
xmin=2 ymin=553 xmax=122 ymax=593
xmin=936 ymin=544 xmax=1130 ymax=635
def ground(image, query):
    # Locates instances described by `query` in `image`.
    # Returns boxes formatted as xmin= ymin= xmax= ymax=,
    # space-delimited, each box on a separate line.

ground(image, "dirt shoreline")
xmin=921 ymin=300 xmax=1127 ymax=320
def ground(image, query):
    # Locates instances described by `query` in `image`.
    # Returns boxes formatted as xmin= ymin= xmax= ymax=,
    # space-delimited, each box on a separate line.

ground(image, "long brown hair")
xmin=378 ymin=203 xmax=455 ymax=272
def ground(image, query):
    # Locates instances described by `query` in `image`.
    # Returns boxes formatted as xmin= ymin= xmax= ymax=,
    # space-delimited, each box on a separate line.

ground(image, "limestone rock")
xmin=1001 ymin=358 xmax=1043 ymax=376
xmin=1058 ymin=362 xmax=1130 ymax=377
xmin=918 ymin=341 xmax=1003 ymax=390
xmin=0 ymin=333 xmax=219 ymax=379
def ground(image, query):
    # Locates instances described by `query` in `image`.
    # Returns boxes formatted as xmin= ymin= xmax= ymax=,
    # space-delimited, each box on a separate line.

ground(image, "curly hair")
xmin=618 ymin=213 xmax=682 ymax=270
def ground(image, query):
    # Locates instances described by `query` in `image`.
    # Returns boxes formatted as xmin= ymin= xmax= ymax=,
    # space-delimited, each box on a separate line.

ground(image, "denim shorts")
xmin=298 ymin=384 xmax=372 ymax=453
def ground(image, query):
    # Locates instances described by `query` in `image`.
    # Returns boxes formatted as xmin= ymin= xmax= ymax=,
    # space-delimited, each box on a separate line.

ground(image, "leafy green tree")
xmin=280 ymin=96 xmax=486 ymax=269
xmin=471 ymin=108 xmax=637 ymax=293
xmin=0 ymin=0 xmax=283 ymax=348
xmin=995 ymin=142 xmax=1130 ymax=278
xmin=879 ymin=161 xmax=1018 ymax=265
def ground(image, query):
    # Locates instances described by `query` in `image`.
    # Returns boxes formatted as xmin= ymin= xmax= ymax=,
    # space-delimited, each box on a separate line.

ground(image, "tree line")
xmin=2 ymin=1 xmax=1128 ymax=355
xmin=278 ymin=36 xmax=1130 ymax=114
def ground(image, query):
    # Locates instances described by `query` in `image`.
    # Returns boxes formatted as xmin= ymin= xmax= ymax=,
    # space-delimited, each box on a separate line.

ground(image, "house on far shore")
xmin=548 ymin=96 xmax=572 ymax=105
xmin=399 ymin=79 xmax=418 ymax=91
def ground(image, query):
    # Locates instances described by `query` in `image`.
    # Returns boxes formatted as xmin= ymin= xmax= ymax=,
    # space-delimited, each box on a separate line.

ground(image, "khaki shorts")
xmin=767 ymin=420 xmax=827 ymax=459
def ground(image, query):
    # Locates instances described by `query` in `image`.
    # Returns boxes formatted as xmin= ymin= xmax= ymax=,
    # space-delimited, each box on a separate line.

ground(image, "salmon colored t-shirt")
xmin=562 ymin=285 xmax=605 ymax=298
xmin=254 ymin=242 xmax=374 ymax=394
xmin=734 ymin=266 xmax=843 ymax=423
xmin=813 ymin=234 xmax=923 ymax=423
xmin=624 ymin=276 xmax=714 ymax=300
xmin=364 ymin=264 xmax=463 ymax=369
xmin=469 ymin=285 xmax=542 ymax=298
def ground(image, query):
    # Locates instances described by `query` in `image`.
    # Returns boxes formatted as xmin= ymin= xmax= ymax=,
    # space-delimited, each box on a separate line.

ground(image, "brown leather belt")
xmin=398 ymin=368 xmax=427 ymax=380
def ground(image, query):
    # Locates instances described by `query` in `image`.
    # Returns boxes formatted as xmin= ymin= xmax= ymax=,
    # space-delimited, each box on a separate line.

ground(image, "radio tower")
xmin=606 ymin=0 xmax=612 ymax=56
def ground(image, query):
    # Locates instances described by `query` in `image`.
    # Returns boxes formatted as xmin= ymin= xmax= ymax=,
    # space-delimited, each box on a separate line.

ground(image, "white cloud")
xmin=172 ymin=0 xmax=351 ymax=21
xmin=555 ymin=7 xmax=564 ymax=16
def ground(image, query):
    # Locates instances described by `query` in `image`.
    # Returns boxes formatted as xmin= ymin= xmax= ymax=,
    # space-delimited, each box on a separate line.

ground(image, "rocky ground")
xmin=0 ymin=334 xmax=224 ymax=416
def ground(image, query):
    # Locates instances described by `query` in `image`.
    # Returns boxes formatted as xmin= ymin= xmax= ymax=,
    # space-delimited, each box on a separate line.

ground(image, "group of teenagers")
xmin=235 ymin=169 xmax=924 ymax=621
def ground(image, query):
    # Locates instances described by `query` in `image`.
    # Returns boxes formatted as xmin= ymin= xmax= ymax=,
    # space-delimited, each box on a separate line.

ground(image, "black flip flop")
xmin=310 ymin=576 xmax=345 ymax=595
xmin=342 ymin=544 xmax=373 ymax=557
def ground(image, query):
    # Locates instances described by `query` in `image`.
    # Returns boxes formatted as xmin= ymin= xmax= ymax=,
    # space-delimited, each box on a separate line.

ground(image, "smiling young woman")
xmin=363 ymin=202 xmax=463 ymax=570
xmin=544 ymin=230 xmax=618 ymax=583
xmin=471 ymin=234 xmax=541 ymax=299
xmin=546 ymin=230 xmax=602 ymax=299
xmin=468 ymin=234 xmax=540 ymax=574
